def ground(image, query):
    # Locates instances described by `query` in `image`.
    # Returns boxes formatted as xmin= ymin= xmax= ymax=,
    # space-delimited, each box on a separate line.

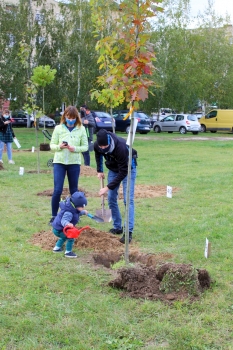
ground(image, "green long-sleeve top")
xmin=50 ymin=124 xmax=88 ymax=165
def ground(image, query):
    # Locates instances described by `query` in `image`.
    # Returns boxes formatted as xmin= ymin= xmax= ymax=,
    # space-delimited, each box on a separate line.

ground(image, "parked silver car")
xmin=152 ymin=114 xmax=201 ymax=134
xmin=30 ymin=115 xmax=56 ymax=128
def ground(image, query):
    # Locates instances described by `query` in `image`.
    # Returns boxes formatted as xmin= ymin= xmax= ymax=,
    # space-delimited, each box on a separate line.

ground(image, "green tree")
xmin=49 ymin=0 xmax=100 ymax=108
xmin=0 ymin=1 xmax=31 ymax=107
xmin=31 ymin=65 xmax=56 ymax=136
xmin=143 ymin=0 xmax=233 ymax=114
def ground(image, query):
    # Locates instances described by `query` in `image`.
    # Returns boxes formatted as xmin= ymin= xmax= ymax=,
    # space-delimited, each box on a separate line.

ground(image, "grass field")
xmin=0 ymin=128 xmax=233 ymax=349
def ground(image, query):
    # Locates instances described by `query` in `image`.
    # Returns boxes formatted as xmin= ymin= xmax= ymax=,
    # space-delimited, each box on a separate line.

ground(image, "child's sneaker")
xmin=53 ymin=248 xmax=63 ymax=253
xmin=8 ymin=160 xmax=15 ymax=164
xmin=65 ymin=251 xmax=77 ymax=258
xmin=0 ymin=160 xmax=3 ymax=164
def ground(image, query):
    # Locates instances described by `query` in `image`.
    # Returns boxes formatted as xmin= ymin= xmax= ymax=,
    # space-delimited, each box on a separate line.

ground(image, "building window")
xmin=8 ymin=34 xmax=15 ymax=47
xmin=37 ymin=36 xmax=46 ymax=44
xmin=56 ymin=13 xmax=64 ymax=22
xmin=5 ymin=4 xmax=17 ymax=13
xmin=35 ymin=13 xmax=45 ymax=25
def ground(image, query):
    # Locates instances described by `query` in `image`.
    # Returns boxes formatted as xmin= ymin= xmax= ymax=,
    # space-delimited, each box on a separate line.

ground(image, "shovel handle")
xmin=101 ymin=177 xmax=104 ymax=189
xmin=100 ymin=178 xmax=105 ymax=213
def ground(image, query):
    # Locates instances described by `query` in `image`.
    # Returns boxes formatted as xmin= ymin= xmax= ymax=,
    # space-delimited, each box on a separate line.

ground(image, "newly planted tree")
xmin=31 ymin=65 xmax=56 ymax=143
xmin=90 ymin=0 xmax=163 ymax=262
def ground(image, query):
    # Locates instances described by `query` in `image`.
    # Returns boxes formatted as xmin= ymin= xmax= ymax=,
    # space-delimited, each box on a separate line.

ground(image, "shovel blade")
xmin=87 ymin=213 xmax=104 ymax=223
xmin=96 ymin=209 xmax=112 ymax=222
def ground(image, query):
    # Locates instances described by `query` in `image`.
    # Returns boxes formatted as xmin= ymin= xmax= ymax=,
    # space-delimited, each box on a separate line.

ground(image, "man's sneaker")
xmin=109 ymin=228 xmax=123 ymax=235
xmin=53 ymin=248 xmax=63 ymax=253
xmin=0 ymin=160 xmax=3 ymax=164
xmin=65 ymin=251 xmax=77 ymax=258
xmin=119 ymin=232 xmax=132 ymax=244
xmin=49 ymin=217 xmax=55 ymax=226
xmin=8 ymin=160 xmax=15 ymax=164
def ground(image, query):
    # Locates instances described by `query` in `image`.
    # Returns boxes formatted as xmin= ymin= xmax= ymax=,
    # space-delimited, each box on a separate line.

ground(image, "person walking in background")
xmin=80 ymin=105 xmax=96 ymax=166
xmin=0 ymin=109 xmax=16 ymax=164
xmin=49 ymin=106 xmax=88 ymax=226
xmin=94 ymin=129 xmax=138 ymax=244
xmin=52 ymin=191 xmax=88 ymax=258
xmin=54 ymin=107 xmax=61 ymax=125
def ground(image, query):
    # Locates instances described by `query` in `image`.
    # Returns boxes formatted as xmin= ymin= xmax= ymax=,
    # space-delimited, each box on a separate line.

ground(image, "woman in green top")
xmin=49 ymin=106 xmax=88 ymax=225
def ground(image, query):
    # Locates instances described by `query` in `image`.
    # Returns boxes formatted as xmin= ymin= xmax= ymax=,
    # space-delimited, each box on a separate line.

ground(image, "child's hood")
xmin=59 ymin=198 xmax=77 ymax=213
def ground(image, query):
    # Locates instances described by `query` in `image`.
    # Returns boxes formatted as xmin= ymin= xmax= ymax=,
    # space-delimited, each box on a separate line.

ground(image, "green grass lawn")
xmin=0 ymin=128 xmax=233 ymax=349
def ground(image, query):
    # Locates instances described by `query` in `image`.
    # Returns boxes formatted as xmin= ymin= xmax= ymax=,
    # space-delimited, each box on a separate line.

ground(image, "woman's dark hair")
xmin=60 ymin=106 xmax=81 ymax=127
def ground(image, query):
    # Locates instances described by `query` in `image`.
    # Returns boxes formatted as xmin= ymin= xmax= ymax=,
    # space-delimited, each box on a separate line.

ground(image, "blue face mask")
xmin=66 ymin=118 xmax=76 ymax=126
xmin=4 ymin=115 xmax=10 ymax=119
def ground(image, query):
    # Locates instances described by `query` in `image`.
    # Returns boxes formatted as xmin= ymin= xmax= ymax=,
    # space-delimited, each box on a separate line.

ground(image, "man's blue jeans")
xmin=52 ymin=163 xmax=80 ymax=217
xmin=108 ymin=168 xmax=137 ymax=232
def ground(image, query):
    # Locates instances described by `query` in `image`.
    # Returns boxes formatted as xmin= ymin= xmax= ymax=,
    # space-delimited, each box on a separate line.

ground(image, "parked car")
xmin=91 ymin=111 xmax=115 ymax=133
xmin=199 ymin=109 xmax=233 ymax=133
xmin=150 ymin=113 xmax=168 ymax=127
xmin=112 ymin=110 xmax=151 ymax=134
xmin=31 ymin=115 xmax=56 ymax=128
xmin=11 ymin=111 xmax=30 ymax=127
xmin=192 ymin=112 xmax=203 ymax=120
xmin=152 ymin=114 xmax=201 ymax=134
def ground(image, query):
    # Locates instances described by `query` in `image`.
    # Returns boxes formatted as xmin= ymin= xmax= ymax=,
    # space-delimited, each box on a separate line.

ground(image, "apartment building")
xmin=1 ymin=0 xmax=60 ymax=14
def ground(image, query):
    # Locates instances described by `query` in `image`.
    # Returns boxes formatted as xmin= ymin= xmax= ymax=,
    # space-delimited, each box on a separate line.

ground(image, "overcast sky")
xmin=190 ymin=0 xmax=233 ymax=19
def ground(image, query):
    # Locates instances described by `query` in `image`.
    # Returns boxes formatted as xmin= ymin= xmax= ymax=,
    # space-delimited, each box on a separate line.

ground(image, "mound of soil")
xmin=30 ymin=227 xmax=125 ymax=252
xmin=109 ymin=264 xmax=210 ymax=302
xmin=28 ymin=165 xmax=97 ymax=176
xmin=30 ymin=227 xmax=211 ymax=303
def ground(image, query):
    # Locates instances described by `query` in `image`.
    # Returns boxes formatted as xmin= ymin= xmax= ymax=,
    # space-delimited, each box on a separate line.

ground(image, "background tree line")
xmin=1 ymin=0 xmax=233 ymax=115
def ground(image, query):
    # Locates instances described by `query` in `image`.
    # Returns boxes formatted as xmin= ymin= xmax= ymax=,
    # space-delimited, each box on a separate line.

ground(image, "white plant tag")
xmin=13 ymin=138 xmax=21 ymax=149
xmin=32 ymin=146 xmax=35 ymax=152
xmin=167 ymin=186 xmax=172 ymax=198
xmin=19 ymin=167 xmax=24 ymax=175
xmin=204 ymin=238 xmax=211 ymax=258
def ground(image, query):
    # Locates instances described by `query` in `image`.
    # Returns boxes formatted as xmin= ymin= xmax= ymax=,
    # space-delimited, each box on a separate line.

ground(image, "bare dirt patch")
xmin=13 ymin=148 xmax=34 ymax=152
xmin=30 ymin=227 xmax=211 ymax=303
xmin=27 ymin=165 xmax=97 ymax=176
xmin=37 ymin=184 xmax=179 ymax=199
xmin=27 ymin=169 xmax=52 ymax=174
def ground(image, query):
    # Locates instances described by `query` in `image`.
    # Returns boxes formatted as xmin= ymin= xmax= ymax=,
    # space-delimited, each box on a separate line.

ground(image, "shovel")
xmin=87 ymin=213 xmax=104 ymax=223
xmin=96 ymin=178 xmax=112 ymax=222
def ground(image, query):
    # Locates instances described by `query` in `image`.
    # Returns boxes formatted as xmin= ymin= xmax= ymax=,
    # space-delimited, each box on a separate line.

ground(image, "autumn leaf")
xmin=137 ymin=86 xmax=148 ymax=101
xmin=143 ymin=65 xmax=151 ymax=74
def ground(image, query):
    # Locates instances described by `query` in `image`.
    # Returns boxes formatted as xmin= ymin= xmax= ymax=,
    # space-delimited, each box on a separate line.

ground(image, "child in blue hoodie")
xmin=52 ymin=191 xmax=88 ymax=258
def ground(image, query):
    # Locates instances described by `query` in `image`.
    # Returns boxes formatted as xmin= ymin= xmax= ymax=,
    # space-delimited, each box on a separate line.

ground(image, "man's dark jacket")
xmin=94 ymin=132 xmax=137 ymax=190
